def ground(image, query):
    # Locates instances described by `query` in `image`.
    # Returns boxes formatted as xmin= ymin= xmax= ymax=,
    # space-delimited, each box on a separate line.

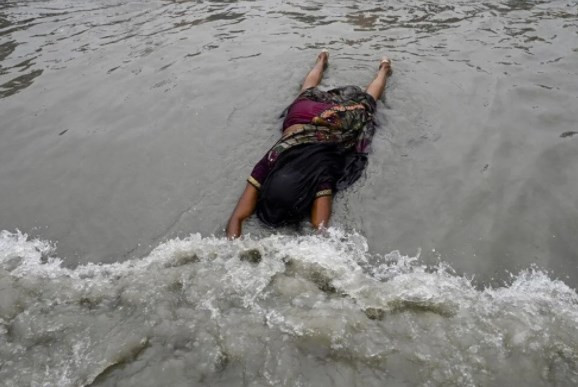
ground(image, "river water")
xmin=1 ymin=0 xmax=578 ymax=385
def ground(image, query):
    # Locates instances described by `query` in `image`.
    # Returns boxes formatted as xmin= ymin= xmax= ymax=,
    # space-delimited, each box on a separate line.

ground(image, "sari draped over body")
xmin=250 ymin=85 xmax=377 ymax=227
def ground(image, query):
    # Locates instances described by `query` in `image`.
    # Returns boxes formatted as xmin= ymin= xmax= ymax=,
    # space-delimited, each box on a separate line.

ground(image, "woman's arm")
xmin=311 ymin=195 xmax=332 ymax=230
xmin=226 ymin=183 xmax=259 ymax=239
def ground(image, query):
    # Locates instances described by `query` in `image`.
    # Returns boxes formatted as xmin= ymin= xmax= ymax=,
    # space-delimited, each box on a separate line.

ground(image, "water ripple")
xmin=1 ymin=0 xmax=576 ymax=99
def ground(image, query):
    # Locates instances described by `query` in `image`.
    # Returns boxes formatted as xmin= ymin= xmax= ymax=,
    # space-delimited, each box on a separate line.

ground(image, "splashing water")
xmin=1 ymin=229 xmax=577 ymax=386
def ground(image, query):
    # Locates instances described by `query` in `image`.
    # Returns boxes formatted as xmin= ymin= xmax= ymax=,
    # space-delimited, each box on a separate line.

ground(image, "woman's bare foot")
xmin=379 ymin=56 xmax=393 ymax=76
xmin=366 ymin=56 xmax=393 ymax=100
xmin=301 ymin=49 xmax=329 ymax=91
xmin=317 ymin=49 xmax=329 ymax=70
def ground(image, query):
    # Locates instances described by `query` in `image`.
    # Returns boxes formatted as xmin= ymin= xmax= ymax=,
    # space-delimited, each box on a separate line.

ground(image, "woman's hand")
xmin=226 ymin=183 xmax=259 ymax=239
xmin=311 ymin=195 xmax=332 ymax=230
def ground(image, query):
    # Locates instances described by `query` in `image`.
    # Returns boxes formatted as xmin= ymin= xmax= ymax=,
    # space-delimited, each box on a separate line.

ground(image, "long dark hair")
xmin=256 ymin=143 xmax=367 ymax=227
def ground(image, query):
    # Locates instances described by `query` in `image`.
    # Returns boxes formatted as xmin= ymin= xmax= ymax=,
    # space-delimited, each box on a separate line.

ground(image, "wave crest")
xmin=1 ymin=229 xmax=577 ymax=386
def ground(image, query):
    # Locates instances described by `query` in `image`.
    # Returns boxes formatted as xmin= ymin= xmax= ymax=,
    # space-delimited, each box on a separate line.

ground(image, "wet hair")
xmin=256 ymin=143 xmax=367 ymax=227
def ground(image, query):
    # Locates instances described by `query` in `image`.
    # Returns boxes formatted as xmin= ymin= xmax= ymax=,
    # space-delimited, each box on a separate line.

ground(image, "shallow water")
xmin=1 ymin=0 xmax=578 ymax=385
xmin=2 ymin=229 xmax=578 ymax=386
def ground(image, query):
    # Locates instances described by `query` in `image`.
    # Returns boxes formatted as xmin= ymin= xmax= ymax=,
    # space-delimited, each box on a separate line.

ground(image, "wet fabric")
xmin=252 ymin=85 xmax=377 ymax=227
xmin=256 ymin=143 xmax=346 ymax=227
xmin=282 ymin=98 xmax=335 ymax=130
xmin=249 ymin=85 xmax=377 ymax=195
xmin=272 ymin=85 xmax=377 ymax=157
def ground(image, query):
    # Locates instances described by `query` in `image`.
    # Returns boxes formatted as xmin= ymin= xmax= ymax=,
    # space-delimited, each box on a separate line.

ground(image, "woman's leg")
xmin=301 ymin=50 xmax=329 ymax=92
xmin=366 ymin=57 xmax=392 ymax=101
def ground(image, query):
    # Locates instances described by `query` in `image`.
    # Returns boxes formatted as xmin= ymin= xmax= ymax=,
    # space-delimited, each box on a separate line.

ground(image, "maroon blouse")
xmin=248 ymin=98 xmax=335 ymax=198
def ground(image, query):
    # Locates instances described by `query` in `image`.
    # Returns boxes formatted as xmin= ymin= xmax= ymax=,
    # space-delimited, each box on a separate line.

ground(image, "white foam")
xmin=1 ymin=229 xmax=577 ymax=386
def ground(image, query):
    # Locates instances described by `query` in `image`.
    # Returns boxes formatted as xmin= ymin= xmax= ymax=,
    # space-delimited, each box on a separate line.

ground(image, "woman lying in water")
xmin=226 ymin=50 xmax=392 ymax=239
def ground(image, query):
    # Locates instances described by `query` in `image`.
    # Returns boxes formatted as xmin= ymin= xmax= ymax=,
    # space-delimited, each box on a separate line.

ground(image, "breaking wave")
xmin=1 ymin=229 xmax=577 ymax=386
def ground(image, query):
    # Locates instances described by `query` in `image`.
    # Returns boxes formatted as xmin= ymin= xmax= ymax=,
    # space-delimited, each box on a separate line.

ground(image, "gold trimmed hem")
xmin=247 ymin=176 xmax=261 ymax=189
xmin=315 ymin=189 xmax=332 ymax=198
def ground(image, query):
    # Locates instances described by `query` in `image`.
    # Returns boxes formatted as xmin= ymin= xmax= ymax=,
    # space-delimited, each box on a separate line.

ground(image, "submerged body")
xmin=226 ymin=51 xmax=392 ymax=238
xmin=250 ymin=86 xmax=377 ymax=226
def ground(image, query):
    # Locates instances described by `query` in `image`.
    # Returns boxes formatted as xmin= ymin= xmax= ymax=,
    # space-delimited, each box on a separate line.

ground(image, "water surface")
xmin=1 ymin=0 xmax=578 ymax=385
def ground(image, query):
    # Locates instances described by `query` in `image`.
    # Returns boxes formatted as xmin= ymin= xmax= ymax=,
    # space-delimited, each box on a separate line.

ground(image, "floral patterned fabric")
xmin=248 ymin=85 xmax=377 ymax=192
xmin=269 ymin=85 xmax=377 ymax=161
